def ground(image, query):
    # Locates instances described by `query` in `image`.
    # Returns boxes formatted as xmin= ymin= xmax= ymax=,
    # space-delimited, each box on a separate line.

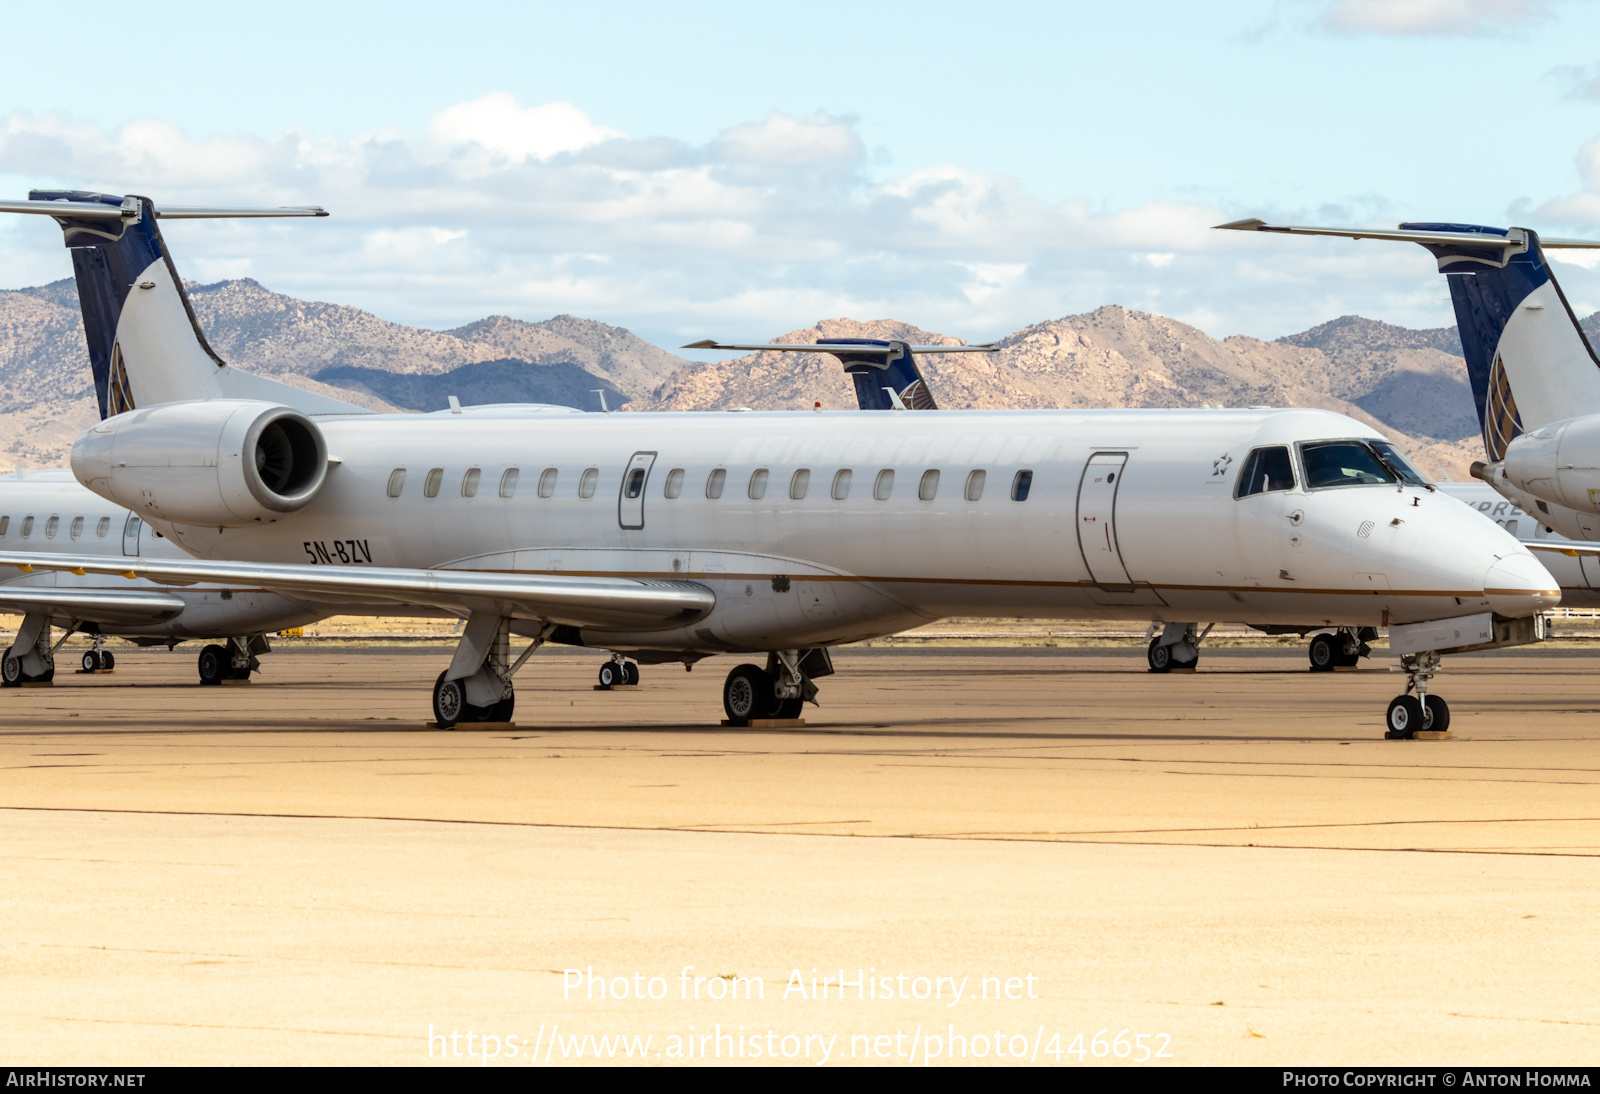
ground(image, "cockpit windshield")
xmin=1300 ymin=440 xmax=1397 ymax=489
xmin=1369 ymin=441 xmax=1432 ymax=487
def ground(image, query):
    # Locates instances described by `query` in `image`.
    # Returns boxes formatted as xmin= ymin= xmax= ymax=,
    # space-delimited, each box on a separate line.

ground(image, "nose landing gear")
xmin=596 ymin=656 xmax=640 ymax=689
xmin=1385 ymin=650 xmax=1450 ymax=738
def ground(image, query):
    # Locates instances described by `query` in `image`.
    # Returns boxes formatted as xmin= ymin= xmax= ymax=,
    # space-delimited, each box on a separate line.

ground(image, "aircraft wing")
xmin=0 ymin=553 xmax=714 ymax=631
xmin=0 ymin=586 xmax=187 ymax=624
xmin=1526 ymin=542 xmax=1600 ymax=557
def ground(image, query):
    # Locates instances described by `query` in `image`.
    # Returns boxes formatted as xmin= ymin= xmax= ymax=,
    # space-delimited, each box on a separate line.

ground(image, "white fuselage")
xmin=0 ymin=471 xmax=323 ymax=639
xmin=116 ymin=405 xmax=1554 ymax=654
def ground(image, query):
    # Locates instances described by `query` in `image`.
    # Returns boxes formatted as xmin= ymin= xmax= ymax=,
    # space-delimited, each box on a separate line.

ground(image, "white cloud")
xmin=1 ymin=94 xmax=1590 ymax=344
xmin=425 ymin=94 xmax=623 ymax=164
xmin=1319 ymin=0 xmax=1567 ymax=35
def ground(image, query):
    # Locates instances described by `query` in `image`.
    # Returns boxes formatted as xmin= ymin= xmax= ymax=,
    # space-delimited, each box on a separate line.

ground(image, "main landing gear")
xmin=431 ymin=616 xmax=552 ymax=728
xmin=1 ymin=612 xmax=78 ymax=686
xmin=197 ymin=635 xmax=270 ymax=685
xmin=1147 ymin=622 xmax=1210 ymax=673
xmin=596 ymin=656 xmax=640 ymax=688
xmin=1385 ymin=650 xmax=1449 ymax=739
xmin=722 ymin=648 xmax=833 ymax=726
xmin=1308 ymin=627 xmax=1374 ymax=672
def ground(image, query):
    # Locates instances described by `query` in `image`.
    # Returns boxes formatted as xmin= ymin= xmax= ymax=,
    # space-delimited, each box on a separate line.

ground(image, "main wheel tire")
xmin=1147 ymin=637 xmax=1172 ymax=673
xmin=773 ymin=694 xmax=804 ymax=720
xmin=622 ymin=662 xmax=640 ymax=686
xmin=1386 ymin=695 xmax=1423 ymax=739
xmin=723 ymin=663 xmax=774 ymax=725
xmin=491 ymin=693 xmax=515 ymax=722
xmin=197 ymin=644 xmax=228 ymax=686
xmin=1 ymin=650 xmax=21 ymax=687
xmin=102 ymin=651 xmax=115 ymax=671
xmin=1308 ymin=633 xmax=1338 ymax=672
xmin=82 ymin=650 xmax=101 ymax=673
xmin=1420 ymin=695 xmax=1450 ymax=734
xmin=597 ymin=662 xmax=620 ymax=688
xmin=433 ymin=671 xmax=467 ymax=729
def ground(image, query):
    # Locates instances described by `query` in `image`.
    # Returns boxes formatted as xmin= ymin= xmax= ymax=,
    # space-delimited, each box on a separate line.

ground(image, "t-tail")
xmin=682 ymin=337 xmax=996 ymax=410
xmin=1216 ymin=217 xmax=1600 ymax=461
xmin=2 ymin=191 xmax=367 ymax=418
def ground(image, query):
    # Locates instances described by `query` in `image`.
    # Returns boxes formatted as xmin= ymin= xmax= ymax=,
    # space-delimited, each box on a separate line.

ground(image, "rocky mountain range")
xmin=4 ymin=275 xmax=1594 ymax=480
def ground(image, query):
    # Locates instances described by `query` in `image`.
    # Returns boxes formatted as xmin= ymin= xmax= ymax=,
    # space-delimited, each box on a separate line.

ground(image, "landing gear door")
xmin=1076 ymin=452 xmax=1134 ymax=590
xmin=618 ymin=451 xmax=657 ymax=530
xmin=121 ymin=513 xmax=142 ymax=557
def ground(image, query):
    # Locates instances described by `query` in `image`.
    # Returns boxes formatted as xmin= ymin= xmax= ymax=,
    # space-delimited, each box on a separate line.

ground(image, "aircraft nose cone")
xmin=1484 ymin=553 xmax=1561 ymax=617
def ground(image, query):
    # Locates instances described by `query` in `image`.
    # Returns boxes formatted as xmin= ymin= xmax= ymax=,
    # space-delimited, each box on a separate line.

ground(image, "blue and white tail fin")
xmin=5 ymin=191 xmax=366 ymax=418
xmin=682 ymin=336 xmax=996 ymax=410
xmin=1216 ymin=217 xmax=1600 ymax=461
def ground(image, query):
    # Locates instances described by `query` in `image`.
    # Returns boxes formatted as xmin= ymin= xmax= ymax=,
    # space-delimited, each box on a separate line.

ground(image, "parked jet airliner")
xmin=0 ymin=192 xmax=1563 ymax=737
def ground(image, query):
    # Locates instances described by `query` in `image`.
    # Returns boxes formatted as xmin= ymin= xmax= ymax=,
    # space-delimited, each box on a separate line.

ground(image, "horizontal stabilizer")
xmin=1213 ymin=217 xmax=1600 ymax=250
xmin=0 ymin=197 xmax=327 ymax=219
xmin=684 ymin=340 xmax=995 ymax=353
xmin=0 ymin=552 xmax=715 ymax=632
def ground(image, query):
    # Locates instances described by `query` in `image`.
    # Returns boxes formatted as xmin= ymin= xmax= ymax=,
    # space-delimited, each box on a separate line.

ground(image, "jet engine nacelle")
xmin=72 ymin=400 xmax=329 ymax=527
xmin=1499 ymin=416 xmax=1600 ymax=517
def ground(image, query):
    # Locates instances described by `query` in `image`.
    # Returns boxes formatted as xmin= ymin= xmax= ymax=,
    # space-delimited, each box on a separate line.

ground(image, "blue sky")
xmin=3 ymin=0 xmax=1600 ymax=351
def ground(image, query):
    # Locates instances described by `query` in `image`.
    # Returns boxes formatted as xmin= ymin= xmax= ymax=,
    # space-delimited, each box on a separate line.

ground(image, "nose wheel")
xmin=1385 ymin=651 xmax=1450 ymax=738
xmin=596 ymin=657 xmax=640 ymax=689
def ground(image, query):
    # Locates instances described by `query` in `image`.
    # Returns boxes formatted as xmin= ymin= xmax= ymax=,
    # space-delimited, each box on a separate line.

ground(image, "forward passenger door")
xmin=618 ymin=451 xmax=657 ymax=530
xmin=1076 ymin=452 xmax=1134 ymax=590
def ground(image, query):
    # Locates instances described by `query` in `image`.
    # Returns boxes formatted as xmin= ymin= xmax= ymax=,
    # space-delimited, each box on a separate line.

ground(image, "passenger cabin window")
xmin=1505 ymin=519 xmax=1519 ymax=537
xmin=1235 ymin=446 xmax=1296 ymax=498
xmin=748 ymin=469 xmax=769 ymax=500
xmin=790 ymin=469 xmax=810 ymax=500
xmin=45 ymin=515 xmax=58 ymax=539
xmin=1011 ymin=471 xmax=1033 ymax=501
xmin=831 ymin=470 xmax=852 ymax=500
xmin=461 ymin=468 xmax=481 ymax=497
xmin=874 ymin=470 xmax=895 ymax=500
xmin=21 ymin=516 xmax=33 ymax=538
xmin=624 ymin=468 xmax=647 ymax=499
xmin=1300 ymin=441 xmax=1395 ymax=490
xmin=579 ymin=468 xmax=599 ymax=498
xmin=386 ymin=469 xmax=406 ymax=498
xmin=499 ymin=468 xmax=519 ymax=498
xmin=664 ymin=469 xmax=685 ymax=499
xmin=423 ymin=468 xmax=444 ymax=498
xmin=0 ymin=516 xmax=8 ymax=536
xmin=965 ymin=470 xmax=986 ymax=501
xmin=706 ymin=469 xmax=726 ymax=499
xmin=919 ymin=470 xmax=940 ymax=501
xmin=538 ymin=468 xmax=557 ymax=499
xmin=70 ymin=516 xmax=83 ymax=539
xmin=96 ymin=516 xmax=110 ymax=537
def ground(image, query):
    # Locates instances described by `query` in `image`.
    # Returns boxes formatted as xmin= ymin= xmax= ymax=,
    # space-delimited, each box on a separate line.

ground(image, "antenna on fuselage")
xmin=591 ymin=389 xmax=610 ymax=413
